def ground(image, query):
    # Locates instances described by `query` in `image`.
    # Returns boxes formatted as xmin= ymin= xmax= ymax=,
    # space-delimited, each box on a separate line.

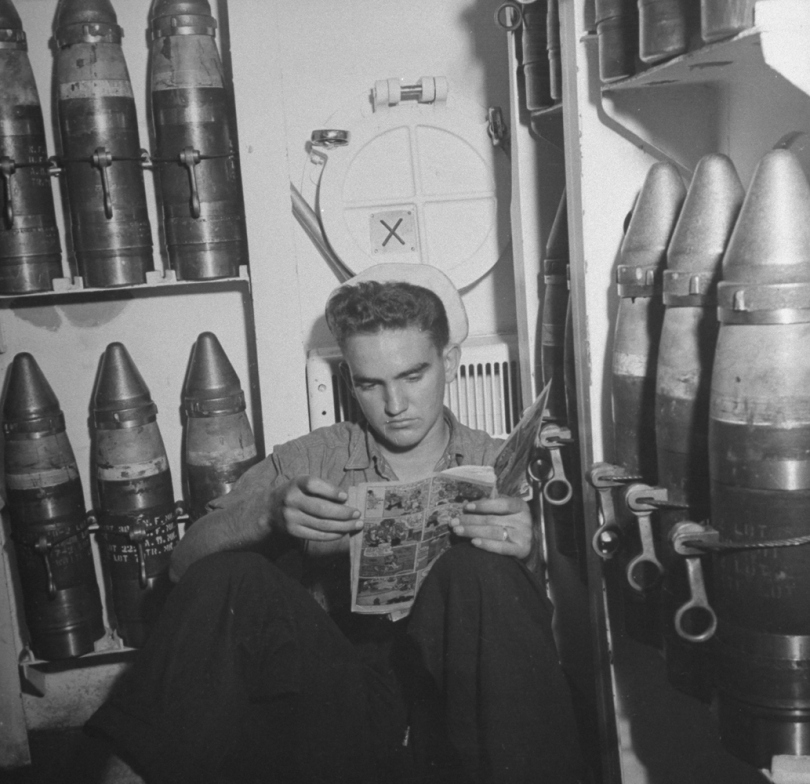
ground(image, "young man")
xmin=85 ymin=264 xmax=585 ymax=784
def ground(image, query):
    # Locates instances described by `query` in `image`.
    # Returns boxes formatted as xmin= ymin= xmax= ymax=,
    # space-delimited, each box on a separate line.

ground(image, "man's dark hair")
xmin=326 ymin=280 xmax=450 ymax=351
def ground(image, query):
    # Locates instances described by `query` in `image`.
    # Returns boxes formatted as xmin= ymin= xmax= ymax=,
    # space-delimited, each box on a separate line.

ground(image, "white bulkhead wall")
xmin=227 ymin=0 xmax=528 ymax=445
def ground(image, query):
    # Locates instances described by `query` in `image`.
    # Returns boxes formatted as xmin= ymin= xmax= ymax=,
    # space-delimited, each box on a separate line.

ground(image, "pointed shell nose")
xmin=667 ymin=153 xmax=745 ymax=275
xmin=722 ymin=148 xmax=810 ymax=286
xmin=617 ymin=161 xmax=686 ymax=298
xmin=3 ymin=352 xmax=64 ymax=432
xmin=0 ymin=0 xmax=22 ymax=32
xmin=183 ymin=332 xmax=245 ymax=416
xmin=93 ymin=342 xmax=157 ymax=426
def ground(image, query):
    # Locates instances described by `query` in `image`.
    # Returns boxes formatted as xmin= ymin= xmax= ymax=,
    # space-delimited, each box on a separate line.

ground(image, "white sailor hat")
xmin=326 ymin=263 xmax=469 ymax=345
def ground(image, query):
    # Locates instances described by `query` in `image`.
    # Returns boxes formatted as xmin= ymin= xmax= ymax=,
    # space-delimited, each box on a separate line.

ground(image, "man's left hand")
xmin=451 ymin=496 xmax=533 ymax=561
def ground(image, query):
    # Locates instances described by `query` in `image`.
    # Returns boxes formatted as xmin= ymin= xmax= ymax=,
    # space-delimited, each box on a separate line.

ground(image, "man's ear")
xmin=443 ymin=344 xmax=461 ymax=383
xmin=338 ymin=361 xmax=355 ymax=397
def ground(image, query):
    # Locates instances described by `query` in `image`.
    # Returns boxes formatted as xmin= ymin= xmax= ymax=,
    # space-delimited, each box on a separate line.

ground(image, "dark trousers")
xmin=86 ymin=545 xmax=584 ymax=784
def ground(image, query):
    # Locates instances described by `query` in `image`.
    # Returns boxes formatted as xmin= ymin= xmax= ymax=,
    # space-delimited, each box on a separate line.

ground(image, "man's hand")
xmin=270 ymin=476 xmax=363 ymax=543
xmin=451 ymin=496 xmax=533 ymax=561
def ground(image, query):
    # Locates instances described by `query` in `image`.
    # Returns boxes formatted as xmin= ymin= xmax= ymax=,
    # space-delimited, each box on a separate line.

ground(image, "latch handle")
xmin=586 ymin=462 xmax=642 ymax=559
xmin=674 ymin=557 xmax=717 ymax=643
xmin=494 ymin=2 xmax=523 ymax=31
xmin=538 ymin=423 xmax=573 ymax=506
xmin=310 ymin=130 xmax=350 ymax=149
xmin=624 ymin=483 xmax=666 ymax=591
xmin=670 ymin=521 xmax=718 ymax=643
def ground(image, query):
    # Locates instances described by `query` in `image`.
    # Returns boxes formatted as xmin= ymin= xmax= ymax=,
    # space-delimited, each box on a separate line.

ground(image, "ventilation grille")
xmin=306 ymin=335 xmax=523 ymax=437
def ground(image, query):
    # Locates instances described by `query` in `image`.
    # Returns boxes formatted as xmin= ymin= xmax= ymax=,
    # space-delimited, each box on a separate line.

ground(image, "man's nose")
xmin=384 ymin=384 xmax=407 ymax=416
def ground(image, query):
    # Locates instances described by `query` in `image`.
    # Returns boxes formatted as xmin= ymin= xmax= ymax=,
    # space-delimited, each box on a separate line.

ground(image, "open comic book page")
xmin=348 ymin=472 xmax=495 ymax=616
xmin=492 ymin=379 xmax=552 ymax=498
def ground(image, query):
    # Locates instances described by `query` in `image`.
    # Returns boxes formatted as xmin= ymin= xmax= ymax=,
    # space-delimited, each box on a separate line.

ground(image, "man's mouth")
xmin=385 ymin=418 xmax=414 ymax=428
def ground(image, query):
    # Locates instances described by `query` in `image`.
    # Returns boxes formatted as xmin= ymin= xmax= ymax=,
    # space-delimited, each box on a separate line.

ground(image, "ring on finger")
xmin=501 ymin=527 xmax=509 ymax=542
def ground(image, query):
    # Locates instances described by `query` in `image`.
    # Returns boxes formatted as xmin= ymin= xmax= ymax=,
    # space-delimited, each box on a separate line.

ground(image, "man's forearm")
xmin=169 ymin=505 xmax=271 ymax=582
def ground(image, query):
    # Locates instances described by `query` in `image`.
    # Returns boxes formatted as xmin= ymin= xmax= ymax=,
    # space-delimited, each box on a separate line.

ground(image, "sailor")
xmin=84 ymin=263 xmax=585 ymax=784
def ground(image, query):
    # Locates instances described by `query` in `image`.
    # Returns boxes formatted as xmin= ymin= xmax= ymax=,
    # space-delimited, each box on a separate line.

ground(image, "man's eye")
xmin=356 ymin=383 xmax=375 ymax=392
xmin=406 ymin=374 xmax=423 ymax=382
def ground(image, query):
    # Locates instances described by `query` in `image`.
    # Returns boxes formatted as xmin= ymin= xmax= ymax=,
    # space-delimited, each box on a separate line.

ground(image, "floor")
xmin=2 ymin=728 xmax=144 ymax=784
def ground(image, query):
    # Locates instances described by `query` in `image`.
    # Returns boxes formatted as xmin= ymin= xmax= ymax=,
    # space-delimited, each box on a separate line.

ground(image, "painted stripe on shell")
xmin=5 ymin=464 xmax=79 ymax=489
xmin=97 ymin=455 xmax=169 ymax=481
xmin=613 ymin=351 xmax=654 ymax=377
xmin=58 ymin=80 xmax=134 ymax=100
xmin=711 ymin=395 xmax=810 ymax=427
xmin=186 ymin=443 xmax=257 ymax=464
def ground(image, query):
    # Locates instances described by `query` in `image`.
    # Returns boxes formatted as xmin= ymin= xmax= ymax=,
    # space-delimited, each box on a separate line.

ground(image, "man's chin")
xmin=379 ymin=426 xmax=422 ymax=452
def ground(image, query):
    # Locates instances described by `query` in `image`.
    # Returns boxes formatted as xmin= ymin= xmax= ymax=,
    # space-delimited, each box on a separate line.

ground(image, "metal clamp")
xmin=624 ymin=483 xmax=666 ymax=592
xmin=33 ymin=535 xmax=57 ymax=599
xmin=538 ymin=423 xmax=573 ymax=506
xmin=15 ymin=521 xmax=89 ymax=599
xmin=48 ymin=155 xmax=62 ymax=178
xmin=86 ymin=510 xmax=99 ymax=533
xmin=91 ymin=147 xmax=114 ymax=219
xmin=174 ymin=499 xmax=189 ymax=526
xmin=128 ymin=522 xmax=149 ymax=589
xmin=0 ymin=155 xmax=15 ymax=228
xmin=670 ymin=522 xmax=718 ymax=643
xmin=586 ymin=463 xmax=643 ymax=559
xmin=178 ymin=147 xmax=202 ymax=219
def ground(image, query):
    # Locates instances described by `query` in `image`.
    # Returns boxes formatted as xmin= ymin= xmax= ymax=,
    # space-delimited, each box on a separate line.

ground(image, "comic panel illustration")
xmin=356 ymin=573 xmax=418 ymax=608
xmin=423 ymin=505 xmax=461 ymax=540
xmin=430 ymin=475 xmax=493 ymax=508
xmin=359 ymin=542 xmax=418 ymax=578
xmin=415 ymin=532 xmax=451 ymax=572
xmin=363 ymin=512 xmax=424 ymax=550
xmin=364 ymin=480 xmax=430 ymax=519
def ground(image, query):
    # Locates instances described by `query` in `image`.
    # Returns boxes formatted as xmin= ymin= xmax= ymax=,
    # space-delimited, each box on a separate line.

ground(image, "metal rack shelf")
xmin=602 ymin=1 xmax=810 ymax=97
xmin=0 ymin=266 xmax=251 ymax=303
xmin=602 ymin=27 xmax=761 ymax=93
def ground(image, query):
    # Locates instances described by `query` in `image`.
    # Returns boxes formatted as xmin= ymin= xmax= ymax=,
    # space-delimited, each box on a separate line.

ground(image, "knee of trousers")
xmin=415 ymin=543 xmax=553 ymax=631
xmin=428 ymin=541 xmax=529 ymax=592
xmin=179 ymin=551 xmax=286 ymax=598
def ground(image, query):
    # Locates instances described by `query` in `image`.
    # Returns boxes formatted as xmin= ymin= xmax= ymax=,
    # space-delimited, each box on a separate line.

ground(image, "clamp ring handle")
xmin=674 ymin=550 xmax=717 ymax=643
xmin=494 ymin=2 xmax=523 ymax=30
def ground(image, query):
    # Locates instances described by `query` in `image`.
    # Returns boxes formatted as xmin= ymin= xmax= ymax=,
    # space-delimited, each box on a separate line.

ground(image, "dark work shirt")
xmin=206 ymin=407 xmax=503 ymax=615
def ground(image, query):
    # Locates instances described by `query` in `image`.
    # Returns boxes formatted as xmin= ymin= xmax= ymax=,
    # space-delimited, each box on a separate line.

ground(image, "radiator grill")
xmin=306 ymin=335 xmax=523 ymax=437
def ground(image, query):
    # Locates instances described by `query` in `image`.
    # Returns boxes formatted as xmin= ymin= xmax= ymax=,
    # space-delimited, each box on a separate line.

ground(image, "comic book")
xmin=492 ymin=379 xmax=551 ymax=498
xmin=348 ymin=381 xmax=552 ymax=617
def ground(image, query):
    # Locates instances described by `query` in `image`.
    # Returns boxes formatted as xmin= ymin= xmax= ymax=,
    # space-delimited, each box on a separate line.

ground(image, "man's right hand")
xmin=270 ymin=476 xmax=363 ymax=544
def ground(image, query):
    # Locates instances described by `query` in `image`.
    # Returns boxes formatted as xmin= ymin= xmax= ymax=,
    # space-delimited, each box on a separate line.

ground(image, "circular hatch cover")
xmin=317 ymin=91 xmax=511 ymax=289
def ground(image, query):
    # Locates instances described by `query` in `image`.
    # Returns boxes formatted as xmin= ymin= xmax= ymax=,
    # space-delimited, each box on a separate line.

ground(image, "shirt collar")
xmin=343 ymin=407 xmax=467 ymax=475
